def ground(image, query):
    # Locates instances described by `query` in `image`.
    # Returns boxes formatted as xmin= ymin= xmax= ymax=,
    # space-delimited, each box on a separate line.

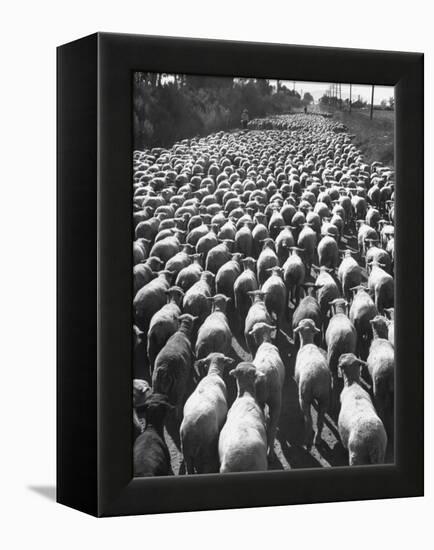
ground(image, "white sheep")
xmin=325 ymin=298 xmax=357 ymax=395
xmin=180 ymin=353 xmax=234 ymax=474
xmin=249 ymin=322 xmax=285 ymax=456
xmin=338 ymin=250 xmax=362 ymax=302
xmin=367 ymin=260 xmax=394 ymax=313
xmin=244 ymin=290 xmax=273 ymax=356
xmin=195 ymin=294 xmax=232 ymax=359
xmin=294 ymin=318 xmax=331 ymax=449
xmin=367 ymin=315 xmax=395 ymax=435
xmin=218 ymin=363 xmax=267 ymax=472
xmin=338 ymin=353 xmax=387 ymax=465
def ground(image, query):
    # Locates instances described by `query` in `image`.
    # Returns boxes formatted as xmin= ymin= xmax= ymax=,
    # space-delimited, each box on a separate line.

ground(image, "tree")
xmin=388 ymin=96 xmax=395 ymax=109
xmin=303 ymin=92 xmax=314 ymax=105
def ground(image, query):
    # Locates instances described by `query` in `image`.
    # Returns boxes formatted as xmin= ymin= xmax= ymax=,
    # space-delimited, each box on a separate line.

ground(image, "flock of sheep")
xmin=132 ymin=113 xmax=395 ymax=476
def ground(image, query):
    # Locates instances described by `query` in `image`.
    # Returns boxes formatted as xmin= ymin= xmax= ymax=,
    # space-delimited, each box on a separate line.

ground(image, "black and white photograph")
xmin=132 ymin=73 xmax=395 ymax=476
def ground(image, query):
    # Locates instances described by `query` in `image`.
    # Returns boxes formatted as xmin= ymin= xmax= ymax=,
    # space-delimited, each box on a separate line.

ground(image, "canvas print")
xmin=132 ymin=73 xmax=395 ymax=476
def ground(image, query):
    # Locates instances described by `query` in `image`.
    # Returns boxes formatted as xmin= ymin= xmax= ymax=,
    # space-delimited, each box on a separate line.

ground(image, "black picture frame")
xmin=57 ymin=32 xmax=424 ymax=517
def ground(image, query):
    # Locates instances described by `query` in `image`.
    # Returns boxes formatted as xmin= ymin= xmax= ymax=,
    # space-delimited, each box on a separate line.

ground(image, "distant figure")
xmin=241 ymin=108 xmax=249 ymax=129
xmin=304 ymin=105 xmax=308 ymax=114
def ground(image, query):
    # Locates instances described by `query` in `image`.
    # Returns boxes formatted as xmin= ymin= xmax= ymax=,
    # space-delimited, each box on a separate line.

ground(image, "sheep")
xmin=165 ymin=243 xmax=194 ymax=277
xmin=182 ymin=270 xmax=214 ymax=326
xmin=338 ymin=250 xmax=362 ymax=302
xmin=261 ymin=266 xmax=287 ymax=331
xmin=152 ymin=313 xmax=196 ymax=419
xmin=218 ymin=220 xmax=237 ymax=241
xmin=180 ymin=353 xmax=234 ymax=474
xmin=133 ymin=270 xmax=173 ymax=333
xmin=196 ymin=227 xmax=219 ymax=257
xmin=356 ymin=220 xmax=378 ymax=257
xmin=315 ymin=267 xmax=340 ymax=330
xmin=349 ymin=285 xmax=378 ymax=359
xmin=244 ymin=290 xmax=273 ymax=356
xmin=297 ymin=223 xmax=317 ymax=271
xmin=252 ymin=218 xmax=270 ymax=258
xmin=257 ymin=238 xmax=279 ymax=285
xmin=215 ymin=253 xmax=243 ymax=303
xmin=234 ymin=257 xmax=259 ymax=321
xmin=317 ymin=233 xmax=339 ymax=269
xmin=205 ymin=240 xmax=233 ymax=274
xmin=175 ymin=253 xmax=203 ymax=292
xmin=133 ymin=241 xmax=145 ymax=265
xmin=235 ymin=222 xmax=253 ymax=257
xmin=218 ymin=363 xmax=268 ymax=473
xmin=133 ymin=393 xmax=174 ymax=477
xmin=367 ymin=315 xmax=395 ymax=434
xmin=283 ymin=246 xmax=306 ymax=307
xmin=195 ymin=294 xmax=232 ymax=360
xmin=133 ymin=256 xmax=163 ymax=294
xmin=149 ymin=233 xmax=182 ymax=264
xmin=337 ymin=353 xmax=387 ymax=465
xmin=249 ymin=322 xmax=285 ymax=455
xmin=186 ymin=223 xmax=210 ymax=247
xmin=275 ymin=226 xmax=295 ymax=266
xmin=351 ymin=195 xmax=367 ymax=221
xmin=292 ymin=284 xmax=322 ymax=340
xmin=384 ymin=307 xmax=395 ymax=346
xmin=325 ymin=298 xmax=357 ymax=397
xmin=147 ymin=286 xmax=184 ymax=374
xmin=367 ymin=260 xmax=394 ymax=313
xmin=365 ymin=239 xmax=392 ymax=274
xmin=294 ymin=319 xmax=331 ymax=448
xmin=365 ymin=207 xmax=381 ymax=228
xmin=133 ymin=379 xmax=152 ymax=439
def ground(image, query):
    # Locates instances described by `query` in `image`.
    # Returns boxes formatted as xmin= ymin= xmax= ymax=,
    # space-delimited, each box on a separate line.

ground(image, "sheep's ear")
xmin=314 ymin=326 xmax=321 ymax=334
xmin=357 ymin=359 xmax=368 ymax=368
xmin=229 ymin=369 xmax=236 ymax=378
xmin=293 ymin=326 xmax=300 ymax=334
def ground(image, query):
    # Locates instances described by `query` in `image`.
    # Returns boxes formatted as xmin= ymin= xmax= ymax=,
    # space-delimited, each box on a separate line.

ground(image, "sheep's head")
xmin=137 ymin=393 xmax=173 ymax=428
xmin=209 ymin=293 xmax=231 ymax=313
xmin=231 ymin=252 xmax=244 ymax=263
xmin=267 ymin=266 xmax=283 ymax=278
xmin=338 ymin=354 xmax=367 ymax=385
xmin=201 ymin=271 xmax=215 ymax=285
xmin=260 ymin=238 xmax=275 ymax=251
xmin=178 ymin=313 xmax=198 ymax=335
xmin=194 ymin=353 xmax=234 ymax=379
xmin=249 ymin=322 xmax=276 ymax=344
xmin=242 ymin=257 xmax=256 ymax=271
xmin=247 ymin=290 xmax=266 ymax=304
xmin=146 ymin=256 xmax=164 ymax=271
xmin=133 ymin=379 xmax=152 ymax=408
xmin=220 ymin=238 xmax=235 ymax=251
xmin=159 ymin=269 xmax=174 ymax=282
xmin=329 ymin=298 xmax=348 ymax=315
xmin=370 ymin=315 xmax=389 ymax=339
xmin=165 ymin=286 xmax=184 ymax=305
xmin=294 ymin=319 xmax=320 ymax=342
xmin=229 ymin=362 xmax=263 ymax=394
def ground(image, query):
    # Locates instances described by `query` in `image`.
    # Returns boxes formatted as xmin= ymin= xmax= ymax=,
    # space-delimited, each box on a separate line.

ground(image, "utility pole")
xmin=370 ymin=84 xmax=375 ymax=120
xmin=349 ymin=83 xmax=352 ymax=113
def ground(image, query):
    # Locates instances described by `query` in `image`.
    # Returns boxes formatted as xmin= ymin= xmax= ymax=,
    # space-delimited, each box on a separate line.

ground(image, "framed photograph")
xmin=57 ymin=32 xmax=423 ymax=517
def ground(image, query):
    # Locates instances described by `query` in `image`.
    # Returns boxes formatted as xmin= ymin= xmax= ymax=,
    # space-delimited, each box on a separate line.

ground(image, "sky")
xmin=277 ymin=80 xmax=394 ymax=104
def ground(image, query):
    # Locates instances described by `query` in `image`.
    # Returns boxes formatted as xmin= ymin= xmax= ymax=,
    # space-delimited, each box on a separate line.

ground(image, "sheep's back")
xmin=295 ymin=345 xmax=329 ymax=395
